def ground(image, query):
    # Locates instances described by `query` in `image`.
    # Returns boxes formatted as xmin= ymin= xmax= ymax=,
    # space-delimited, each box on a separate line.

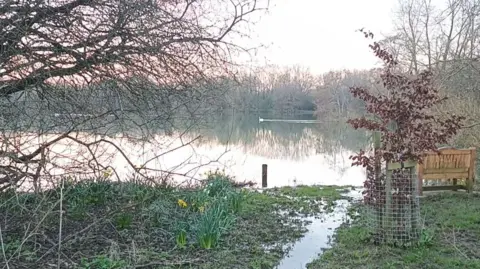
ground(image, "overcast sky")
xmin=242 ymin=0 xmax=398 ymax=74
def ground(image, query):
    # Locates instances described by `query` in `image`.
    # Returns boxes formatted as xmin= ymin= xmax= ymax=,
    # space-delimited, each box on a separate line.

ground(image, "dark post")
xmin=468 ymin=147 xmax=477 ymax=193
xmin=262 ymin=164 xmax=268 ymax=188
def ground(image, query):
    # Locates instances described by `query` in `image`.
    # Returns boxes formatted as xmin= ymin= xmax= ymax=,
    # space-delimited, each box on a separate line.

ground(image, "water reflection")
xmin=186 ymin=113 xmax=369 ymax=187
xmin=7 ymin=113 xmax=370 ymax=189
xmin=276 ymin=189 xmax=363 ymax=269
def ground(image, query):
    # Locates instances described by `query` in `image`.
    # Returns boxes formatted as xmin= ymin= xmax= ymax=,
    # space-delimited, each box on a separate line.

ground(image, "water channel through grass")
xmin=274 ymin=188 xmax=363 ymax=269
xmin=0 ymin=174 xmax=361 ymax=269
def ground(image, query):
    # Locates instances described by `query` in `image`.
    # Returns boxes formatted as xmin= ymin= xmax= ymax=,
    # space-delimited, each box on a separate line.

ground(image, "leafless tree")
xmin=314 ymin=69 xmax=378 ymax=119
xmin=0 ymin=0 xmax=267 ymax=191
xmin=385 ymin=0 xmax=480 ymax=146
xmin=387 ymin=0 xmax=480 ymax=70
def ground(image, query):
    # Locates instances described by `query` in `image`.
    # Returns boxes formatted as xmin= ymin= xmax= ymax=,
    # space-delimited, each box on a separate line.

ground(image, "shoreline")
xmin=1 ymin=177 xmax=355 ymax=269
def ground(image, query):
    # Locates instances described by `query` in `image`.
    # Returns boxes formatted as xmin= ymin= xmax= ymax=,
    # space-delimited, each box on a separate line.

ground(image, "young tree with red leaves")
xmin=348 ymin=29 xmax=465 ymax=244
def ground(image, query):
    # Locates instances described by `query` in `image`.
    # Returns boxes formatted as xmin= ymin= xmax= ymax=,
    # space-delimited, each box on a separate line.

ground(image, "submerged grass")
xmin=307 ymin=192 xmax=480 ymax=269
xmin=273 ymin=185 xmax=351 ymax=199
xmin=0 ymin=174 xmax=350 ymax=269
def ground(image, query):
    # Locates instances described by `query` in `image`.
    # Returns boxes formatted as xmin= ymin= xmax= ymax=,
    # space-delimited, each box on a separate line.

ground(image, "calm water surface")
xmin=14 ymin=113 xmax=369 ymax=188
xmin=276 ymin=189 xmax=363 ymax=269
xmin=105 ymin=114 xmax=367 ymax=187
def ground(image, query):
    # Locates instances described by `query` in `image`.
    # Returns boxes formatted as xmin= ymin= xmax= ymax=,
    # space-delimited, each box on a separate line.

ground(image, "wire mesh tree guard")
xmin=364 ymin=159 xmax=421 ymax=246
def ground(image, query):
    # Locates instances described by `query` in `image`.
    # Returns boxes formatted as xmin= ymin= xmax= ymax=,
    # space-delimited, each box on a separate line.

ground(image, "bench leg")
xmin=466 ymin=178 xmax=473 ymax=193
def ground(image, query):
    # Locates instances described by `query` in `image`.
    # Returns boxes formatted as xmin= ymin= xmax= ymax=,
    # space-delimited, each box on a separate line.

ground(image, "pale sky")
xmin=243 ymin=0 xmax=398 ymax=74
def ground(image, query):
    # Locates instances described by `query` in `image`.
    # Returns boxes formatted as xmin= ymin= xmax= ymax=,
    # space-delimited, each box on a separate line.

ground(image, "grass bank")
xmin=307 ymin=192 xmax=480 ymax=269
xmin=1 ymin=172 xmax=352 ymax=269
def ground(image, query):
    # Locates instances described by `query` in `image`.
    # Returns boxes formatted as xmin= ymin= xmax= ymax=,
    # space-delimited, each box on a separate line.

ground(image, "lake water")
xmin=180 ymin=114 xmax=369 ymax=187
xmin=6 ymin=113 xmax=369 ymax=190
xmin=276 ymin=192 xmax=362 ymax=269
xmin=5 ymin=112 xmax=369 ymax=267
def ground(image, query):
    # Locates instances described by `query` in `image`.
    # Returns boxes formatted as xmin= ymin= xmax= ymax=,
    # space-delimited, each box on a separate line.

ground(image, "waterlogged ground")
xmin=276 ymin=188 xmax=362 ymax=269
xmin=0 ymin=177 xmax=356 ymax=269
xmin=276 ymin=200 xmax=350 ymax=269
xmin=307 ymin=192 xmax=480 ymax=269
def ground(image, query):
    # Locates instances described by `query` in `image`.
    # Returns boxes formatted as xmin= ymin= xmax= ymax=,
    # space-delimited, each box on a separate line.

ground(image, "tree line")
xmin=201 ymin=66 xmax=376 ymax=118
xmin=211 ymin=0 xmax=480 ymax=147
xmin=380 ymin=0 xmax=480 ymax=147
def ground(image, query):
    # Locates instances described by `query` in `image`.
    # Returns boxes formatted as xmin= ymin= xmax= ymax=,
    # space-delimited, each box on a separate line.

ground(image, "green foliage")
xmin=418 ymin=228 xmax=435 ymax=247
xmin=203 ymin=169 xmax=235 ymax=197
xmin=3 ymin=238 xmax=36 ymax=262
xmin=307 ymin=193 xmax=480 ymax=269
xmin=68 ymin=201 xmax=88 ymax=221
xmin=130 ymin=184 xmax=158 ymax=205
xmin=248 ymin=258 xmax=276 ymax=269
xmin=137 ymin=170 xmax=244 ymax=250
xmin=188 ymin=170 xmax=241 ymax=249
xmin=226 ymin=189 xmax=246 ymax=214
xmin=275 ymin=185 xmax=346 ymax=199
xmin=175 ymin=229 xmax=188 ymax=249
xmin=114 ymin=213 xmax=133 ymax=230
xmin=1 ymin=177 xmax=353 ymax=269
xmin=195 ymin=202 xmax=235 ymax=249
xmin=64 ymin=180 xmax=114 ymax=207
xmin=144 ymin=198 xmax=179 ymax=228
xmin=189 ymin=190 xmax=210 ymax=213
xmin=60 ymin=181 xmax=117 ymax=221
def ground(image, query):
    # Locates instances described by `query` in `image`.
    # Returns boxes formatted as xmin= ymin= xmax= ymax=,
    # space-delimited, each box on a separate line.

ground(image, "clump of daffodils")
xmin=177 ymin=199 xmax=188 ymax=208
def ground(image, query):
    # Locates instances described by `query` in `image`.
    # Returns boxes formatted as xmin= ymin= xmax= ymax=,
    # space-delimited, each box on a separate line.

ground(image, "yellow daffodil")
xmin=177 ymin=199 xmax=188 ymax=208
xmin=103 ymin=168 xmax=113 ymax=178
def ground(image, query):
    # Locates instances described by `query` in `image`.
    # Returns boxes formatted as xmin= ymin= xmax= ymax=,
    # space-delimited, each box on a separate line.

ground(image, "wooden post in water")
xmin=262 ymin=164 xmax=268 ymax=188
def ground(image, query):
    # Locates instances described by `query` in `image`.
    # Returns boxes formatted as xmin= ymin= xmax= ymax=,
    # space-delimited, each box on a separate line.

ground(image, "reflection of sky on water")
xmin=103 ymin=123 xmax=367 ymax=187
xmin=156 ymin=138 xmax=366 ymax=187
xmin=275 ymin=200 xmax=349 ymax=269
xmin=10 ymin=115 xmax=369 ymax=189
xmin=276 ymin=190 xmax=363 ymax=269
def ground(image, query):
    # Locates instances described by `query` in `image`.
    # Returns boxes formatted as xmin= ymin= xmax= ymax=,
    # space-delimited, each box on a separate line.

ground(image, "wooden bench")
xmin=417 ymin=147 xmax=476 ymax=195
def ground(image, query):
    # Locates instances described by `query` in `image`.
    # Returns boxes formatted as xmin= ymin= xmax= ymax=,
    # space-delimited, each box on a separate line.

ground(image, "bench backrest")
xmin=420 ymin=147 xmax=476 ymax=180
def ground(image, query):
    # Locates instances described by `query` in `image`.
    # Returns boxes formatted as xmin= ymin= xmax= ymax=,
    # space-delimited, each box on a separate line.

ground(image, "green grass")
xmin=265 ymin=185 xmax=353 ymax=215
xmin=0 ymin=175 xmax=350 ymax=269
xmin=307 ymin=192 xmax=480 ymax=269
xmin=272 ymin=185 xmax=351 ymax=199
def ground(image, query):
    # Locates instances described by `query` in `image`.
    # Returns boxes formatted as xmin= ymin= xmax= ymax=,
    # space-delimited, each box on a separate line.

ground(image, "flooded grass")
xmin=307 ymin=192 xmax=480 ymax=269
xmin=275 ymin=200 xmax=351 ymax=269
xmin=271 ymin=185 xmax=352 ymax=200
xmin=0 ymin=176 xmax=353 ymax=269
